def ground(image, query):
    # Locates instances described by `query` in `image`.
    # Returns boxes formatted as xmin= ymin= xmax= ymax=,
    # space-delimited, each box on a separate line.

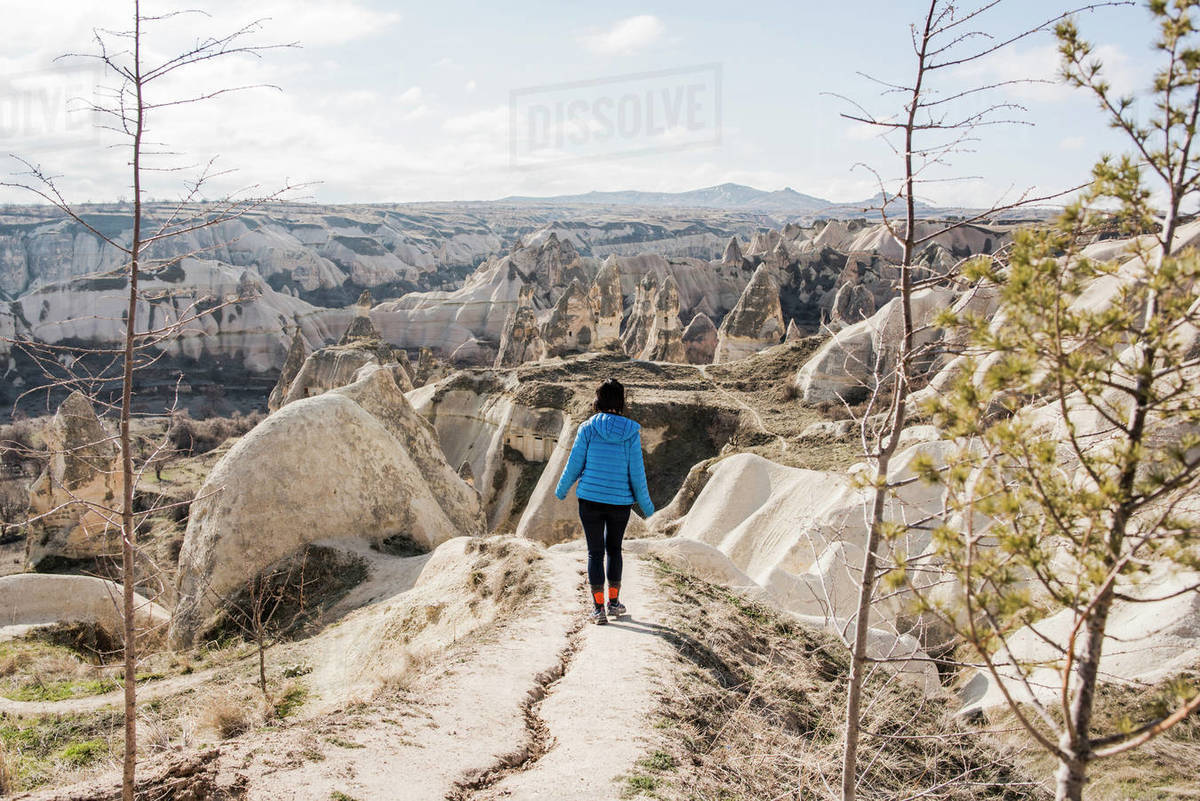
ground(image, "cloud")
xmin=239 ymin=1 xmax=402 ymax=47
xmin=1060 ymin=136 xmax=1086 ymax=150
xmin=581 ymin=15 xmax=665 ymax=55
xmin=398 ymin=86 xmax=423 ymax=104
xmin=465 ymin=80 xmax=477 ymax=94
xmin=442 ymin=106 xmax=507 ymax=136
xmin=952 ymin=42 xmax=1138 ymax=103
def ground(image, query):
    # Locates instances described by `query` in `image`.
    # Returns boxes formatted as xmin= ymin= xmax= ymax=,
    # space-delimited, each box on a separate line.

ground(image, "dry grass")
xmin=642 ymin=558 xmax=1045 ymax=801
xmin=198 ymin=687 xmax=271 ymax=739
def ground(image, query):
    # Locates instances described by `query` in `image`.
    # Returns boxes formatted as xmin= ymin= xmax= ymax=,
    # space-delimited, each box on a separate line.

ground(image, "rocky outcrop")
xmin=713 ymin=265 xmax=785 ymax=363
xmin=26 ymin=392 xmax=123 ymax=569
xmin=721 ymin=236 xmax=745 ymax=267
xmin=589 ymin=258 xmax=623 ymax=346
xmin=828 ymin=282 xmax=877 ymax=330
xmin=495 ymin=287 xmax=547 ymax=368
xmin=448 ymin=337 xmax=496 ymax=367
xmin=267 ymin=328 xmax=311 ymax=412
xmin=338 ymin=290 xmax=379 ymax=344
xmin=681 ymin=313 xmax=718 ymax=364
xmin=170 ymin=366 xmax=485 ymax=647
xmin=541 ymin=279 xmax=596 ymax=358
xmin=639 ymin=275 xmax=686 ymax=362
xmin=621 ymin=273 xmax=659 ymax=356
xmin=281 ymin=337 xmax=413 ymax=406
xmin=794 ymin=286 xmax=955 ymax=404
xmin=0 ymin=574 xmax=169 ymax=637
xmin=785 ymin=319 xmax=802 ymax=342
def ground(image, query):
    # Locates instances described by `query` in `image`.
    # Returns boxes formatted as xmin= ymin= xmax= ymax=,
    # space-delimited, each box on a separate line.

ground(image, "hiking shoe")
xmin=607 ymin=599 xmax=627 ymax=617
xmin=590 ymin=606 xmax=608 ymax=625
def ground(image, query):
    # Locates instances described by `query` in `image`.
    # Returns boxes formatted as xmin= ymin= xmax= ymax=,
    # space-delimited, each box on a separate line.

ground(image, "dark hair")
xmin=593 ymin=378 xmax=625 ymax=415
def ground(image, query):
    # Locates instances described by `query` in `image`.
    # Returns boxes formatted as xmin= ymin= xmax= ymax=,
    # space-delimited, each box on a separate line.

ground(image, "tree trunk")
xmin=121 ymin=5 xmax=145 ymax=799
xmin=1054 ymin=589 xmax=1112 ymax=801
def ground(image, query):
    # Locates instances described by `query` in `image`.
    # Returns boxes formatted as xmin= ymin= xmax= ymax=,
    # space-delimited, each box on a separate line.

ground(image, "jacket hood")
xmin=589 ymin=412 xmax=640 ymax=442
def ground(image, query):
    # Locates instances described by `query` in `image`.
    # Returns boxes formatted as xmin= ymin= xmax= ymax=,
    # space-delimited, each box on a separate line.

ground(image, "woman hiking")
xmin=555 ymin=378 xmax=655 ymax=625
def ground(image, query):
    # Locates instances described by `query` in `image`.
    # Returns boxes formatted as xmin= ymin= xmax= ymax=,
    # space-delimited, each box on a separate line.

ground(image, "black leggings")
xmin=578 ymin=498 xmax=632 ymax=589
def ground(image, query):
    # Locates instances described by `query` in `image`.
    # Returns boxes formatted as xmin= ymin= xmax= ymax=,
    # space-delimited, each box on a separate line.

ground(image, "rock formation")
xmin=338 ymin=290 xmax=379 ymax=344
xmin=681 ymin=313 xmax=719 ymax=364
xmin=541 ymin=279 xmax=596 ymax=357
xmin=267 ymin=328 xmax=310 ymax=412
xmin=828 ymin=281 xmax=877 ymax=330
xmin=26 ymin=392 xmax=122 ymax=569
xmin=448 ymin=337 xmax=496 ymax=367
xmin=170 ymin=365 xmax=485 ymax=647
xmin=721 ymin=236 xmax=745 ymax=268
xmin=621 ymin=272 xmax=659 ymax=356
xmin=794 ymin=287 xmax=955 ymax=404
xmin=713 ymin=265 xmax=785 ymax=363
xmin=495 ymin=287 xmax=548 ymax=368
xmin=588 ymin=258 xmax=623 ymax=347
xmin=0 ymin=574 xmax=169 ymax=637
xmin=785 ymin=319 xmax=802 ymax=342
xmin=639 ymin=275 xmax=686 ymax=362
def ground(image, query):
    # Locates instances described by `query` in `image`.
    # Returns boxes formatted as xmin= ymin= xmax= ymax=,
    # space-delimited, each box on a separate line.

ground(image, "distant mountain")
xmin=500 ymin=183 xmax=832 ymax=214
xmin=496 ymin=182 xmax=960 ymax=218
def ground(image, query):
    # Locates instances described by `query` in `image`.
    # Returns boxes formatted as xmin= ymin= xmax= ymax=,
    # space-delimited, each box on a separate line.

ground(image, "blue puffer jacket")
xmin=554 ymin=413 xmax=655 ymax=517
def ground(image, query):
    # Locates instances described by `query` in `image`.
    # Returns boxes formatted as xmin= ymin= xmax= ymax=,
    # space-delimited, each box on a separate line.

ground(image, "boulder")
xmin=681 ymin=313 xmax=718 ymax=365
xmin=713 ymin=264 xmax=785 ymax=363
xmin=170 ymin=365 xmax=485 ymax=647
xmin=26 ymin=392 xmax=123 ymax=569
xmin=589 ymin=257 xmax=623 ymax=346
xmin=541 ymin=279 xmax=597 ymax=357
xmin=0 ymin=574 xmax=169 ymax=638
xmin=639 ymin=274 xmax=686 ymax=362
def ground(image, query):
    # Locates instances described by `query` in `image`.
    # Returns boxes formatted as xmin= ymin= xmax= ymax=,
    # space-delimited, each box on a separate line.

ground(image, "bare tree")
xmin=827 ymin=2 xmax=1128 ymax=799
xmin=2 ymin=3 xmax=296 ymax=797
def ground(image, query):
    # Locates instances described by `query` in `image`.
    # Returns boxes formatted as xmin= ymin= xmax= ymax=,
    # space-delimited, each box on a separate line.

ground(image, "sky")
xmin=0 ymin=0 xmax=1166 ymax=207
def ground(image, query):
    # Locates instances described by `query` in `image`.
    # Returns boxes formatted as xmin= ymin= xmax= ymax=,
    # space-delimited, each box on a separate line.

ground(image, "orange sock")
xmin=608 ymin=586 xmax=620 ymax=601
xmin=592 ymin=590 xmax=605 ymax=606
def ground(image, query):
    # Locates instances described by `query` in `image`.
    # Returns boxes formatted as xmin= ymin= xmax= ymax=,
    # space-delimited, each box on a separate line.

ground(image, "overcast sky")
xmin=0 ymin=0 xmax=1163 ymax=207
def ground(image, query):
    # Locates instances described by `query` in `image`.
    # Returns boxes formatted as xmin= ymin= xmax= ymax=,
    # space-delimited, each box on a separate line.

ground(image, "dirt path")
xmin=46 ymin=547 xmax=675 ymax=801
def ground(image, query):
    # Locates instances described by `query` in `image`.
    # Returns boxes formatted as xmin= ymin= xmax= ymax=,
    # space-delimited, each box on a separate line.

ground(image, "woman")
xmin=555 ymin=378 xmax=655 ymax=625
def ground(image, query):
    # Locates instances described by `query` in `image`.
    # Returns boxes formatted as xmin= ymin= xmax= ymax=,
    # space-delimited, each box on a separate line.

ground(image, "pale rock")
xmin=449 ymin=337 xmax=497 ymax=367
xmin=495 ymin=287 xmax=548 ymax=367
xmin=721 ymin=236 xmax=745 ymax=267
xmin=0 ymin=574 xmax=168 ymax=639
xmin=828 ymin=281 xmax=877 ymax=330
xmin=170 ymin=366 xmax=484 ymax=647
xmin=639 ymin=274 xmax=686 ymax=362
xmin=588 ymin=257 xmax=623 ymax=346
xmin=681 ymin=313 xmax=718 ymax=365
xmin=795 ymin=286 xmax=956 ymax=404
xmin=26 ymin=392 xmax=123 ymax=568
xmin=713 ymin=264 xmax=785 ymax=363
xmin=338 ymin=289 xmax=379 ymax=344
xmin=785 ymin=319 xmax=802 ymax=342
xmin=621 ymin=272 xmax=659 ymax=357
xmin=541 ymin=279 xmax=596 ymax=357
xmin=268 ymin=328 xmax=311 ymax=413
